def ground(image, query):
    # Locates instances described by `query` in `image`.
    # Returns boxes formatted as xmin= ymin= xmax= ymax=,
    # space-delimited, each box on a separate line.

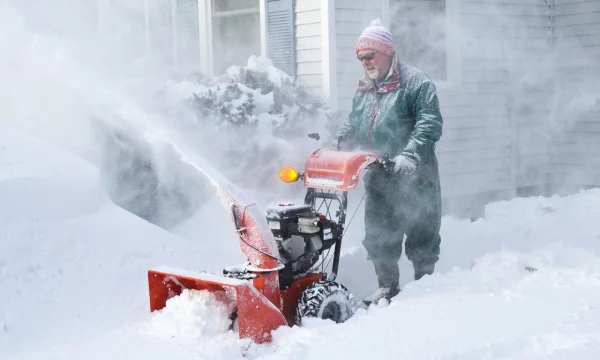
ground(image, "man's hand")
xmin=392 ymin=154 xmax=417 ymax=175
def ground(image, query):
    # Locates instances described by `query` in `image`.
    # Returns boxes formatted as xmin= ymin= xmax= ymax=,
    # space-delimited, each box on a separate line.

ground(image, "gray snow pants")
xmin=362 ymin=157 xmax=442 ymax=285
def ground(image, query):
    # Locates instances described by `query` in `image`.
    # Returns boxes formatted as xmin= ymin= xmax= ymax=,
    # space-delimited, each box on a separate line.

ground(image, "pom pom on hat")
xmin=356 ymin=18 xmax=394 ymax=57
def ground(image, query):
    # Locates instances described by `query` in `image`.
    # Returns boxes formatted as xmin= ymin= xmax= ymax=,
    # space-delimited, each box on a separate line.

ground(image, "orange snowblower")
xmin=147 ymin=133 xmax=395 ymax=343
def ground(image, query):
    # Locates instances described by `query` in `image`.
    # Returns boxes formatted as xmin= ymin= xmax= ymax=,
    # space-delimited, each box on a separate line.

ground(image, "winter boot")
xmin=362 ymin=260 xmax=400 ymax=306
xmin=414 ymin=262 xmax=435 ymax=281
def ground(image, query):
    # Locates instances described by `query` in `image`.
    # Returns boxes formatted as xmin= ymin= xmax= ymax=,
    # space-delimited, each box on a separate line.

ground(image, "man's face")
xmin=357 ymin=49 xmax=391 ymax=81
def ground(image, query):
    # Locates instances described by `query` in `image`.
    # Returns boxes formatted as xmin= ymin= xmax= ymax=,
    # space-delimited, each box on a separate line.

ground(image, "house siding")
xmin=295 ymin=0 xmax=323 ymax=95
xmin=334 ymin=1 xmax=383 ymax=111
xmin=328 ymin=1 xmax=557 ymax=215
xmin=438 ymin=1 xmax=555 ymax=213
xmin=552 ymin=0 xmax=600 ymax=190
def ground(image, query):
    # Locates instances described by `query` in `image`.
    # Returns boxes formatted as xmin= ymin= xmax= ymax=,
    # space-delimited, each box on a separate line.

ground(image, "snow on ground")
xmin=2 ymin=120 xmax=600 ymax=360
xmin=2 ymin=3 xmax=600 ymax=358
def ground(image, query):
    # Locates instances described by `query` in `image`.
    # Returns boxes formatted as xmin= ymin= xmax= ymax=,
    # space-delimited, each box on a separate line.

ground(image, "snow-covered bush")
xmin=156 ymin=56 xmax=339 ymax=190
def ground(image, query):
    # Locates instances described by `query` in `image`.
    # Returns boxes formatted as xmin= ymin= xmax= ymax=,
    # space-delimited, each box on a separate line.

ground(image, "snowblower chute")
xmin=147 ymin=137 xmax=395 ymax=344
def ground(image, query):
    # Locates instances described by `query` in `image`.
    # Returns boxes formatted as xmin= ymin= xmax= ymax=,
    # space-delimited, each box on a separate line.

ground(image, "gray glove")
xmin=392 ymin=154 xmax=417 ymax=175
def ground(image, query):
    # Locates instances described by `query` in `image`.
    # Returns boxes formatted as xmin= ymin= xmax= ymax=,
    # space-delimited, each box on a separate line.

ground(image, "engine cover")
xmin=266 ymin=202 xmax=313 ymax=240
xmin=265 ymin=202 xmax=326 ymax=274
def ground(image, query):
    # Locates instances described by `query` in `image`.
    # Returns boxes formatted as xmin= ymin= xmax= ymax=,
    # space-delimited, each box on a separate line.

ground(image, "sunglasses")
xmin=357 ymin=51 xmax=377 ymax=61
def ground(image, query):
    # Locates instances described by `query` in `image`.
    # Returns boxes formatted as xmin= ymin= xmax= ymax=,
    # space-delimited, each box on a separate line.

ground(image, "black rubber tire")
xmin=295 ymin=280 xmax=356 ymax=326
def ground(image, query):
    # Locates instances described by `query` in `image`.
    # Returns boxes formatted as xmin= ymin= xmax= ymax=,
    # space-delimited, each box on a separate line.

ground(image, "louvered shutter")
xmin=175 ymin=0 xmax=200 ymax=74
xmin=266 ymin=0 xmax=295 ymax=76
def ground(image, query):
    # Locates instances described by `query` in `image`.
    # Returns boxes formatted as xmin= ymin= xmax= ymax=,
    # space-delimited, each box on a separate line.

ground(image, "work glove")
xmin=392 ymin=154 xmax=417 ymax=175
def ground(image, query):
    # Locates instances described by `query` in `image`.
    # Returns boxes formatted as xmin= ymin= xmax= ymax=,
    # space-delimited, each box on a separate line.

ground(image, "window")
xmin=211 ymin=0 xmax=261 ymax=74
xmin=213 ymin=0 xmax=260 ymax=13
xmin=389 ymin=0 xmax=448 ymax=81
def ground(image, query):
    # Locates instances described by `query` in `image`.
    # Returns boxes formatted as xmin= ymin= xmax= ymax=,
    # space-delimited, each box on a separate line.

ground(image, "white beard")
xmin=367 ymin=69 xmax=380 ymax=80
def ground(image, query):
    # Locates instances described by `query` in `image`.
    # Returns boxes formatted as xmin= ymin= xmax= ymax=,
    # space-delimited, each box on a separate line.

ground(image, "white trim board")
xmin=439 ymin=0 xmax=463 ymax=92
xmin=260 ymin=0 xmax=268 ymax=57
xmin=321 ymin=0 xmax=337 ymax=109
xmin=198 ymin=0 xmax=213 ymax=76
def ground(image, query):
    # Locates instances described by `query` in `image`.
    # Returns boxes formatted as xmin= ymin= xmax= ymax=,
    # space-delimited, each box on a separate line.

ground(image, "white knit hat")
xmin=356 ymin=19 xmax=394 ymax=56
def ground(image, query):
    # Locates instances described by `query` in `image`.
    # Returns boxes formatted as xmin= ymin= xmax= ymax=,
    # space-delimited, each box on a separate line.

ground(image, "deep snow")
xmin=2 ymin=2 xmax=600 ymax=359
xmin=2 ymin=120 xmax=600 ymax=360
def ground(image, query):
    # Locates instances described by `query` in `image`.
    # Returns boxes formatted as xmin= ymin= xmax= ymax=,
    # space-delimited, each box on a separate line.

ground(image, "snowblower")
xmin=147 ymin=133 xmax=395 ymax=343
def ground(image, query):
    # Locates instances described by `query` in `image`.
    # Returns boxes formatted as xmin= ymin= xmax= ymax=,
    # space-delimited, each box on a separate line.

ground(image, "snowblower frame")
xmin=147 ymin=133 xmax=394 ymax=344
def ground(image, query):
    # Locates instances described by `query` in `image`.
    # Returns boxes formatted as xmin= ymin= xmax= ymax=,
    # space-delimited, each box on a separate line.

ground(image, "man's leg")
xmin=361 ymin=172 xmax=406 ymax=302
xmin=404 ymin=163 xmax=442 ymax=280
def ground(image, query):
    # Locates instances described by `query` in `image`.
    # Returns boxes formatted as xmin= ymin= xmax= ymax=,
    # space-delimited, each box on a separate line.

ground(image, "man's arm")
xmin=400 ymin=79 xmax=443 ymax=163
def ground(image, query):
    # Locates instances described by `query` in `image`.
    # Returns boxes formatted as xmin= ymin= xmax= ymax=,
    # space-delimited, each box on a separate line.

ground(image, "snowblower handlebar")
xmin=302 ymin=148 xmax=397 ymax=191
xmin=334 ymin=134 xmax=395 ymax=173
xmin=366 ymin=153 xmax=396 ymax=173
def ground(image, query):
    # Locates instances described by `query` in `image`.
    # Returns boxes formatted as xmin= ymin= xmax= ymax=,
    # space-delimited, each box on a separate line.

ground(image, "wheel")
xmin=295 ymin=280 xmax=356 ymax=326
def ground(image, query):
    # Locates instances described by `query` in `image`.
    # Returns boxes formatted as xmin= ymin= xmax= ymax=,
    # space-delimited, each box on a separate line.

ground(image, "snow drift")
xmin=2 ymin=2 xmax=600 ymax=360
xmin=3 ymin=119 xmax=600 ymax=360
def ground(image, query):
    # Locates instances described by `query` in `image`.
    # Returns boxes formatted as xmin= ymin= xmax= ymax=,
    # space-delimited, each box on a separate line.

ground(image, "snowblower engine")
xmin=265 ymin=202 xmax=339 ymax=285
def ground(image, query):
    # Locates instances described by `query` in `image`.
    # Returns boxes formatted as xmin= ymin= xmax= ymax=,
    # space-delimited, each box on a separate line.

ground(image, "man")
xmin=336 ymin=19 xmax=443 ymax=305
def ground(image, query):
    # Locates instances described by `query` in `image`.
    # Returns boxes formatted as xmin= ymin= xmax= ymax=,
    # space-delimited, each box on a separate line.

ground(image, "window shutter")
xmin=175 ymin=0 xmax=200 ymax=74
xmin=266 ymin=0 xmax=296 ymax=76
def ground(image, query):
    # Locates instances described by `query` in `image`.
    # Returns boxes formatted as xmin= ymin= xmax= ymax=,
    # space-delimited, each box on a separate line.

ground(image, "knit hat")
xmin=356 ymin=19 xmax=394 ymax=57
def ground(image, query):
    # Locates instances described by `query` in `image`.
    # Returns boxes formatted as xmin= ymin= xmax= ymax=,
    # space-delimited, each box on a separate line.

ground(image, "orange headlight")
xmin=279 ymin=167 xmax=300 ymax=183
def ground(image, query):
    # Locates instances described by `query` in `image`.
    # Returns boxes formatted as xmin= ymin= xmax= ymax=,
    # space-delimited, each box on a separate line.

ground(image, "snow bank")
xmin=0 ymin=125 xmax=243 ymax=359
xmin=151 ymin=289 xmax=234 ymax=340
xmin=4 ymin=120 xmax=600 ymax=360
xmin=2 ymin=3 xmax=600 ymax=359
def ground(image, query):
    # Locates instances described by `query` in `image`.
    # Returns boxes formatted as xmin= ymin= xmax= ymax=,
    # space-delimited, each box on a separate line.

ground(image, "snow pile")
xmin=227 ymin=55 xmax=293 ymax=88
xmin=0 ymin=123 xmax=242 ymax=360
xmin=3 ymin=119 xmax=600 ymax=359
xmin=2 ymin=3 xmax=600 ymax=359
xmin=151 ymin=289 xmax=234 ymax=340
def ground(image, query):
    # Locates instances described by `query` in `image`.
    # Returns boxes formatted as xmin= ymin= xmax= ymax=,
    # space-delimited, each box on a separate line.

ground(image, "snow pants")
xmin=362 ymin=155 xmax=442 ymax=285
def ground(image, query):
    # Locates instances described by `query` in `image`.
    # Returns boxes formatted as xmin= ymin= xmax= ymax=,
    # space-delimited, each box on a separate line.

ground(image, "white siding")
xmin=552 ymin=0 xmax=600 ymax=189
xmin=334 ymin=0 xmax=383 ymax=111
xmin=328 ymin=1 xmax=558 ymax=215
xmin=295 ymin=0 xmax=323 ymax=95
xmin=438 ymin=1 xmax=554 ymax=210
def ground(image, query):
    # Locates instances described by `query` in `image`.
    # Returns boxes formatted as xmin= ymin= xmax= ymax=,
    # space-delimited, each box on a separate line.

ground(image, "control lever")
xmin=307 ymin=133 xmax=323 ymax=148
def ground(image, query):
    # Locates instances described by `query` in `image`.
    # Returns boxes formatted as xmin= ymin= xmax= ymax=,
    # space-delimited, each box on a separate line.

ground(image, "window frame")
xmin=210 ymin=0 xmax=261 ymax=74
xmin=198 ymin=0 xmax=262 ymax=76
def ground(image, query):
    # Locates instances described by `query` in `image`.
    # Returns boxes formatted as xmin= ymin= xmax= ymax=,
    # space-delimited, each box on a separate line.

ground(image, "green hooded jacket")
xmin=336 ymin=54 xmax=443 ymax=169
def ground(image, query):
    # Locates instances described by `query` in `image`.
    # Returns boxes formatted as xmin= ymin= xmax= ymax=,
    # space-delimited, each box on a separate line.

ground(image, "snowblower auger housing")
xmin=147 ymin=134 xmax=393 ymax=344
